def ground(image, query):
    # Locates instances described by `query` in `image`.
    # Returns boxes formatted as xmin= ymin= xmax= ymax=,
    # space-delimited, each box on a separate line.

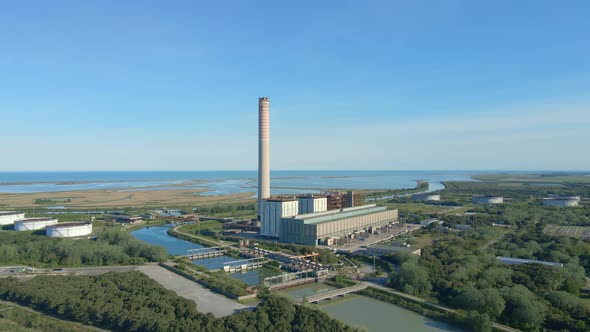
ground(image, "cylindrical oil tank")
xmin=46 ymin=222 xmax=93 ymax=238
xmin=14 ymin=217 xmax=58 ymax=231
xmin=0 ymin=211 xmax=25 ymax=225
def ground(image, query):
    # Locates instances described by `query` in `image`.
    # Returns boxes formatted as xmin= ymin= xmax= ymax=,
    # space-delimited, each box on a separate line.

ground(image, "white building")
xmin=261 ymin=197 xmax=299 ymax=238
xmin=298 ymin=195 xmax=328 ymax=214
xmin=46 ymin=222 xmax=93 ymax=238
xmin=0 ymin=211 xmax=25 ymax=225
xmin=472 ymin=196 xmax=504 ymax=204
xmin=412 ymin=193 xmax=441 ymax=202
xmin=14 ymin=217 xmax=58 ymax=231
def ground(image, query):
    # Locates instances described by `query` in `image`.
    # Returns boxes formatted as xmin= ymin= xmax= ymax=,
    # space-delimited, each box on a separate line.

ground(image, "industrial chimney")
xmin=258 ymin=97 xmax=271 ymax=219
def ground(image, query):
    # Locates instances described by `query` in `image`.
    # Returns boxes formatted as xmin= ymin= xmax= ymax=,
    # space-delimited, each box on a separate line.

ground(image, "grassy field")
xmin=473 ymin=173 xmax=590 ymax=184
xmin=0 ymin=189 xmax=254 ymax=209
xmin=383 ymin=202 xmax=464 ymax=215
xmin=544 ymin=225 xmax=590 ymax=239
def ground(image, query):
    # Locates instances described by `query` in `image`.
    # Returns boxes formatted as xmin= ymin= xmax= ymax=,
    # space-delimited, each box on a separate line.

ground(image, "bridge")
xmin=302 ymin=283 xmax=368 ymax=304
xmin=223 ymin=257 xmax=266 ymax=273
xmin=185 ymin=246 xmax=228 ymax=260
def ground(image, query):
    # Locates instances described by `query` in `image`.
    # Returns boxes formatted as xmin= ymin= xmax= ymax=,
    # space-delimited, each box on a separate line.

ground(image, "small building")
xmin=412 ymin=193 xmax=441 ymax=202
xmin=542 ymin=196 xmax=580 ymax=207
xmin=105 ymin=214 xmax=143 ymax=224
xmin=473 ymin=195 xmax=504 ymax=204
xmin=366 ymin=244 xmax=421 ymax=256
xmin=496 ymin=256 xmax=563 ymax=268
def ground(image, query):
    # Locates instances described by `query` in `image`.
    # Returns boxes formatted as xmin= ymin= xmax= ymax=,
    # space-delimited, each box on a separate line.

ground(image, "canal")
xmin=131 ymin=225 xmax=283 ymax=285
xmin=278 ymin=283 xmax=458 ymax=332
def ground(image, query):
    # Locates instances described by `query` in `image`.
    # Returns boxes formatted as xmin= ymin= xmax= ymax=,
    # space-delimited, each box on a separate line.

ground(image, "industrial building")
xmin=542 ymin=196 xmax=581 ymax=207
xmin=325 ymin=191 xmax=362 ymax=210
xmin=412 ymin=193 xmax=441 ymax=202
xmin=472 ymin=195 xmax=504 ymax=204
xmin=260 ymin=197 xmax=299 ymax=238
xmin=280 ymin=204 xmax=398 ymax=246
xmin=14 ymin=217 xmax=58 ymax=231
xmin=46 ymin=222 xmax=93 ymax=238
xmin=298 ymin=194 xmax=327 ymax=214
xmin=0 ymin=211 xmax=25 ymax=225
xmin=105 ymin=214 xmax=143 ymax=224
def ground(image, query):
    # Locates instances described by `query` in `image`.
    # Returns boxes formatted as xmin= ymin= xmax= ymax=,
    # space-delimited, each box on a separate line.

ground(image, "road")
xmin=138 ymin=265 xmax=254 ymax=318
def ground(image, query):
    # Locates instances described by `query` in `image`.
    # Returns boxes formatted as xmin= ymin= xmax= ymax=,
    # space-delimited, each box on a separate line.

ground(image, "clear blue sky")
xmin=1 ymin=1 xmax=588 ymax=171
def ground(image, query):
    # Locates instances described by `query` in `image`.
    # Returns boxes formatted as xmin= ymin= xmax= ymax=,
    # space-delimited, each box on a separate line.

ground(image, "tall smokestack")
xmin=258 ymin=97 xmax=270 ymax=219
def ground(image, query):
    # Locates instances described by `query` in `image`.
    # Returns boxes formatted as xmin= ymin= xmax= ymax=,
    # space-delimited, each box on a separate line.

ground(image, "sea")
xmin=0 ymin=171 xmax=479 ymax=194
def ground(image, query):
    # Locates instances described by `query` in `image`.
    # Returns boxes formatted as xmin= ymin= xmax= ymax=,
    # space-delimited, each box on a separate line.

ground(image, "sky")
xmin=0 ymin=0 xmax=589 ymax=171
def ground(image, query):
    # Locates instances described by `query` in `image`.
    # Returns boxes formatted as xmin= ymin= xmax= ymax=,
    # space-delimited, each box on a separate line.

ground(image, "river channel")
xmin=131 ymin=225 xmax=282 ymax=285
xmin=278 ymin=283 xmax=458 ymax=332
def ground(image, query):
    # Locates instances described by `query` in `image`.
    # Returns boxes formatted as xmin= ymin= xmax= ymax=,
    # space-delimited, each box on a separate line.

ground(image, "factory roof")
xmin=543 ymin=196 xmax=581 ymax=201
xmin=297 ymin=194 xmax=327 ymax=199
xmin=0 ymin=211 xmax=24 ymax=216
xmin=264 ymin=197 xmax=298 ymax=202
xmin=47 ymin=222 xmax=92 ymax=228
xmin=289 ymin=204 xmax=391 ymax=225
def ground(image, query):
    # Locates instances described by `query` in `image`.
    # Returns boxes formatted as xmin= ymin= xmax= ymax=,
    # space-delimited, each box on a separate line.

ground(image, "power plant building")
xmin=325 ymin=191 xmax=362 ymax=210
xmin=280 ymin=204 xmax=398 ymax=246
xmin=46 ymin=222 xmax=93 ymax=238
xmin=298 ymin=194 xmax=328 ymax=214
xmin=260 ymin=197 xmax=299 ymax=238
xmin=14 ymin=217 xmax=58 ymax=231
xmin=0 ymin=211 xmax=25 ymax=225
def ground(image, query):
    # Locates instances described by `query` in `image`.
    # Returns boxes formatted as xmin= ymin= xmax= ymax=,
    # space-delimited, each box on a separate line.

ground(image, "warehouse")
xmin=0 ymin=211 xmax=25 ymax=225
xmin=46 ymin=222 xmax=93 ymax=238
xmin=14 ymin=217 xmax=58 ymax=231
xmin=280 ymin=204 xmax=398 ymax=246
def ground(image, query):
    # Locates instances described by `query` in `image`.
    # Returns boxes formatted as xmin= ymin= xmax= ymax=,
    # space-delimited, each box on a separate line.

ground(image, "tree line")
xmin=0 ymin=272 xmax=358 ymax=332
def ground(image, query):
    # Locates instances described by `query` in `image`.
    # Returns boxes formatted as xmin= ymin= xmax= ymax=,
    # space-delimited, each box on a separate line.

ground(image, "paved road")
xmin=138 ymin=265 xmax=254 ymax=318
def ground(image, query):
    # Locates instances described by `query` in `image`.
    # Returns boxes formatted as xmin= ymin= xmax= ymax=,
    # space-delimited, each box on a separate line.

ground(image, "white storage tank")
xmin=412 ymin=193 xmax=441 ymax=202
xmin=46 ymin=222 xmax=93 ymax=238
xmin=542 ymin=197 xmax=580 ymax=207
xmin=472 ymin=196 xmax=504 ymax=204
xmin=14 ymin=217 xmax=58 ymax=231
xmin=0 ymin=211 xmax=26 ymax=225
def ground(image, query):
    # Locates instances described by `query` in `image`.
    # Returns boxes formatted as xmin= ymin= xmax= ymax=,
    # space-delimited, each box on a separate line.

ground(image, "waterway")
xmin=0 ymin=170 xmax=477 ymax=193
xmin=130 ymin=225 xmax=282 ymax=285
xmin=279 ymin=283 xmax=457 ymax=332
xmin=318 ymin=294 xmax=457 ymax=332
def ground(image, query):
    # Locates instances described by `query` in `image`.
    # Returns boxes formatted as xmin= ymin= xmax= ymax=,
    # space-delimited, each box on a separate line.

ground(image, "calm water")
xmin=0 ymin=170 xmax=475 ymax=194
xmin=130 ymin=225 xmax=282 ymax=285
xmin=317 ymin=294 xmax=457 ymax=332
xmin=131 ymin=225 xmax=204 ymax=255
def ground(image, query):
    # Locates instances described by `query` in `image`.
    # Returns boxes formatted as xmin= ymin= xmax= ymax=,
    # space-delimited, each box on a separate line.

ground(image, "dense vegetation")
xmin=0 ymin=228 xmax=167 ymax=267
xmin=0 ymin=305 xmax=93 ymax=332
xmin=385 ymin=194 xmax=590 ymax=331
xmin=0 ymin=272 xmax=358 ymax=332
xmin=363 ymin=181 xmax=429 ymax=199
